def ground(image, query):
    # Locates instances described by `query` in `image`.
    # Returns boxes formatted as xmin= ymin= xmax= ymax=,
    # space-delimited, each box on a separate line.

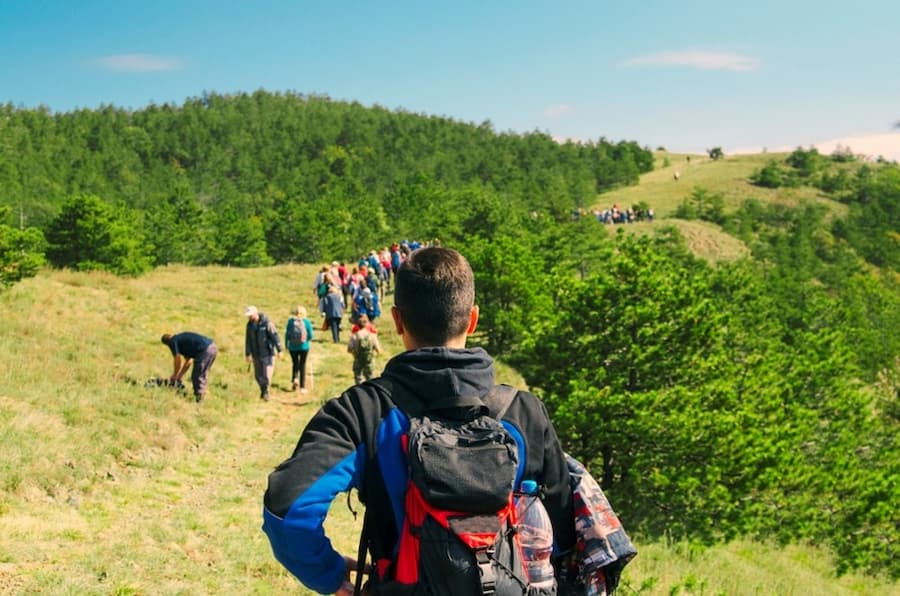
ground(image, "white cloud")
xmin=97 ymin=53 xmax=183 ymax=72
xmin=552 ymin=134 xmax=585 ymax=144
xmin=544 ymin=104 xmax=573 ymax=119
xmin=623 ymin=50 xmax=761 ymax=72
xmin=814 ymin=132 xmax=900 ymax=162
xmin=729 ymin=132 xmax=900 ymax=162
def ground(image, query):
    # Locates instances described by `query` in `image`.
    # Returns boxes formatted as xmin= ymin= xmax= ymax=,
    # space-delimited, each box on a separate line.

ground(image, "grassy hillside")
xmin=594 ymin=151 xmax=849 ymax=218
xmin=612 ymin=218 xmax=750 ymax=263
xmin=1 ymin=266 xmax=896 ymax=595
xmin=588 ymin=151 xmax=857 ymax=263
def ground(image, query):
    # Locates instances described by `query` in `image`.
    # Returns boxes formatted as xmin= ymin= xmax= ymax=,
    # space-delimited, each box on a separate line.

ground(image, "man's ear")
xmin=466 ymin=305 xmax=479 ymax=335
xmin=391 ymin=305 xmax=405 ymax=336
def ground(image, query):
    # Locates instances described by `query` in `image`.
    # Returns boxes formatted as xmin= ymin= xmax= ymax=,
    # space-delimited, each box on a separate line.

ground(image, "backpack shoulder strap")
xmin=484 ymin=384 xmax=518 ymax=420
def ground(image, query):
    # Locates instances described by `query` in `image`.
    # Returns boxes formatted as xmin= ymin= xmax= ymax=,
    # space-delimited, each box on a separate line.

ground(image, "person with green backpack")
xmin=347 ymin=314 xmax=381 ymax=384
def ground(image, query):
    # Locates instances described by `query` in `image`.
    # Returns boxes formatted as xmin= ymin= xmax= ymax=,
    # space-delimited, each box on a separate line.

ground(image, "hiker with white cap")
xmin=244 ymin=305 xmax=283 ymax=401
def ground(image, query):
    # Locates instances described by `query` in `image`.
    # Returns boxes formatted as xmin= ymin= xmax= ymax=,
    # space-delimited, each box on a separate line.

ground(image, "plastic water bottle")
xmin=516 ymin=480 xmax=555 ymax=589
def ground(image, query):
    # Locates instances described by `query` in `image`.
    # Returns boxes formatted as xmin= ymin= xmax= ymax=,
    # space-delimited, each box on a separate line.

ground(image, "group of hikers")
xmin=572 ymin=204 xmax=655 ymax=224
xmin=160 ymin=243 xmax=635 ymax=594
xmin=159 ymin=301 xmax=379 ymax=403
xmin=158 ymin=240 xmax=432 ymax=402
xmin=158 ymin=304 xmax=301 ymax=403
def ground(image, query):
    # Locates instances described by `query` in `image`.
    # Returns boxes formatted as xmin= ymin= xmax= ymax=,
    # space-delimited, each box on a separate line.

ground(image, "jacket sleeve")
xmin=244 ymin=325 xmax=251 ymax=357
xmin=262 ymin=393 xmax=367 ymax=593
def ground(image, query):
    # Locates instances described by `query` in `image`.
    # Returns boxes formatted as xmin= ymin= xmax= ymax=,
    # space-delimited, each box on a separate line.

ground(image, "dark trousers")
xmin=252 ymin=355 xmax=275 ymax=394
xmin=327 ymin=317 xmax=341 ymax=343
xmin=191 ymin=343 xmax=218 ymax=398
xmin=289 ymin=349 xmax=310 ymax=387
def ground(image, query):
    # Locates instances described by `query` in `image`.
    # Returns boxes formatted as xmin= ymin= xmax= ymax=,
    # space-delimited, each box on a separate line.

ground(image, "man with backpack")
xmin=245 ymin=305 xmax=283 ymax=401
xmin=347 ymin=317 xmax=381 ymax=384
xmin=353 ymin=286 xmax=381 ymax=324
xmin=262 ymin=247 xmax=575 ymax=595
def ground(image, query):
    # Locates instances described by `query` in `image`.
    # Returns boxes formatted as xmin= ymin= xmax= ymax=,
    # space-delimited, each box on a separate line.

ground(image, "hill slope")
xmin=0 ymin=267 xmax=895 ymax=594
xmin=594 ymin=151 xmax=849 ymax=218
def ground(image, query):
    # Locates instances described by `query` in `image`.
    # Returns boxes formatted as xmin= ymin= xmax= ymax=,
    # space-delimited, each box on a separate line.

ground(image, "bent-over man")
xmin=160 ymin=332 xmax=218 ymax=402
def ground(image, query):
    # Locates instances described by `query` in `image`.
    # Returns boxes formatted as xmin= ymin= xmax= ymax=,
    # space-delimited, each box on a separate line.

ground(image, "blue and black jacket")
xmin=262 ymin=347 xmax=575 ymax=594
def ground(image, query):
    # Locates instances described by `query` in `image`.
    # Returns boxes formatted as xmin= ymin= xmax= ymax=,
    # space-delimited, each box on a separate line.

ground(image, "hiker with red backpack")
xmin=263 ymin=247 xmax=583 ymax=595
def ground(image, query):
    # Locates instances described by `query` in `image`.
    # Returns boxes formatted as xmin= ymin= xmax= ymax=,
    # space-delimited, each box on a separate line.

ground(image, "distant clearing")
xmin=594 ymin=151 xmax=849 ymax=219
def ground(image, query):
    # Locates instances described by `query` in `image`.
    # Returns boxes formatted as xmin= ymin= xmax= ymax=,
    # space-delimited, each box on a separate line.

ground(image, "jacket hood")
xmin=381 ymin=347 xmax=495 ymax=408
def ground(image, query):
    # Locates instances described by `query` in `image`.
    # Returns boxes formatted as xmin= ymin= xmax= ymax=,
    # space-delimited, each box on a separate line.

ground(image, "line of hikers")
xmin=313 ymin=240 xmax=436 ymax=343
xmin=592 ymin=204 xmax=654 ymax=224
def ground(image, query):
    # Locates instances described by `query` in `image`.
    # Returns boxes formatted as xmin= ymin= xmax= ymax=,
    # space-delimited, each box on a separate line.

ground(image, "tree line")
xmin=0 ymin=90 xmax=651 ymax=273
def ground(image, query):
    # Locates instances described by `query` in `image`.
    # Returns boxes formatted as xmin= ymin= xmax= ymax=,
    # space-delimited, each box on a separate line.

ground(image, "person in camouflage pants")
xmin=347 ymin=322 xmax=381 ymax=384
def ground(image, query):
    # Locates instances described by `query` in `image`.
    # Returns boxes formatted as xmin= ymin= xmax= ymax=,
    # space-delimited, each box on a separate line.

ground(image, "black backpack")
xmin=357 ymin=384 xmax=550 ymax=596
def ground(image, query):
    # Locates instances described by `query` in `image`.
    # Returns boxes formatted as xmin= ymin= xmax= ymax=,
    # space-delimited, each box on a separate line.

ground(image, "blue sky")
xmin=2 ymin=1 xmax=899 ymax=158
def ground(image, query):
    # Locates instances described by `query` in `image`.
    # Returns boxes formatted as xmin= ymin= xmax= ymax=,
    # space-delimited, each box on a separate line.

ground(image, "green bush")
xmin=0 ymin=217 xmax=46 ymax=288
xmin=45 ymin=194 xmax=152 ymax=275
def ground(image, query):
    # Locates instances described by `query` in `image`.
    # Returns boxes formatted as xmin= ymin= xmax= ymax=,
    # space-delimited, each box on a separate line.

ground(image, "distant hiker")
xmin=352 ymin=286 xmax=380 ymax=324
xmin=365 ymin=266 xmax=381 ymax=300
xmin=321 ymin=286 xmax=345 ymax=343
xmin=313 ymin=266 xmax=328 ymax=296
xmin=673 ymin=170 xmax=681 ymax=181
xmin=285 ymin=305 xmax=314 ymax=394
xmin=348 ymin=267 xmax=364 ymax=303
xmin=317 ymin=272 xmax=336 ymax=303
xmin=351 ymin=313 xmax=378 ymax=335
xmin=338 ymin=261 xmax=351 ymax=308
xmin=159 ymin=332 xmax=218 ymax=402
xmin=366 ymin=250 xmax=380 ymax=276
xmin=390 ymin=243 xmax=402 ymax=282
xmin=347 ymin=317 xmax=381 ymax=384
xmin=329 ymin=261 xmax=341 ymax=287
xmin=379 ymin=247 xmax=392 ymax=294
xmin=244 ymin=305 xmax=283 ymax=401
xmin=262 ymin=246 xmax=578 ymax=594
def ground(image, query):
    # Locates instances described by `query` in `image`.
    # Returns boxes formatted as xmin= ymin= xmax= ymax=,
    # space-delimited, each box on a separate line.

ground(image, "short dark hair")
xmin=394 ymin=246 xmax=474 ymax=346
xmin=161 ymin=334 xmax=173 ymax=345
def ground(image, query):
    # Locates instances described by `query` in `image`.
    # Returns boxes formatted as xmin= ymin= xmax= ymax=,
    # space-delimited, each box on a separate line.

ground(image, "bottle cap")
xmin=520 ymin=479 xmax=538 ymax=495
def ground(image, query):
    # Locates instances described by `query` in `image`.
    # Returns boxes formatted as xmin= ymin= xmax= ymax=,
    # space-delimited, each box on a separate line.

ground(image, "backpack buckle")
xmin=475 ymin=547 xmax=496 ymax=596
